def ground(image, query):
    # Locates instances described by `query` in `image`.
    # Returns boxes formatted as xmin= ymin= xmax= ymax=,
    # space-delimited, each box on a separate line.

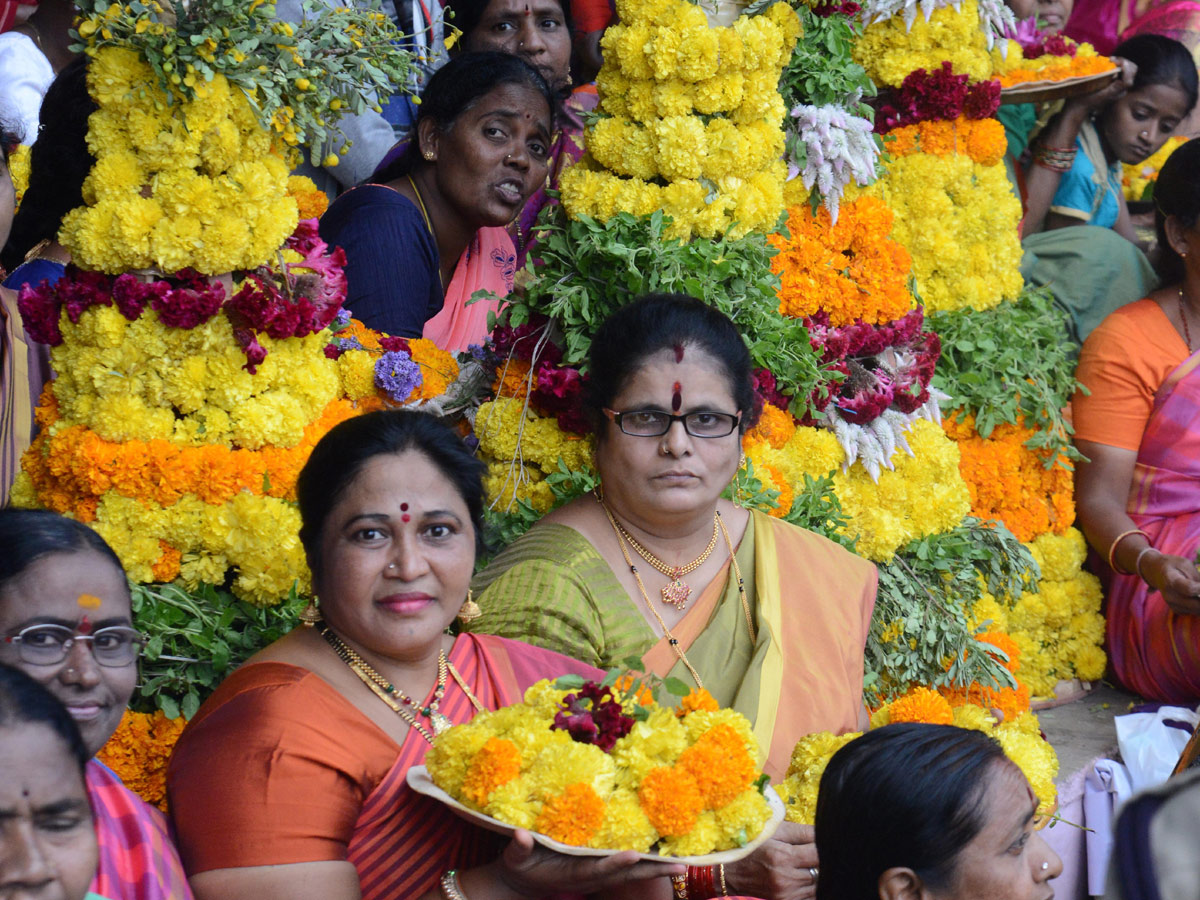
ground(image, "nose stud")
xmin=1041 ymin=862 xmax=1049 ymax=871
xmin=387 ymin=562 xmax=398 ymax=571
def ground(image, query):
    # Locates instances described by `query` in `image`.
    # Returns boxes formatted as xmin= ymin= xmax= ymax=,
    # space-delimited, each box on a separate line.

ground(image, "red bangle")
xmin=687 ymin=865 xmax=718 ymax=899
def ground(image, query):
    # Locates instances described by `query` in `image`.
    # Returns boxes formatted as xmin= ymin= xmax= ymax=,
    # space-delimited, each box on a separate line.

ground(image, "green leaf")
xmin=663 ymin=676 xmax=692 ymax=697
xmin=159 ymin=695 xmax=181 ymax=719
xmin=554 ymin=674 xmax=586 ymax=690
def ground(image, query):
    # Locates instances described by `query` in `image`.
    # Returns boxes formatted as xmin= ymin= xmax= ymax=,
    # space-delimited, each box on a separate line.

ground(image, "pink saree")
xmin=423 ymin=227 xmax=514 ymax=353
xmin=1066 ymin=0 xmax=1200 ymax=54
xmin=1108 ymin=351 xmax=1200 ymax=702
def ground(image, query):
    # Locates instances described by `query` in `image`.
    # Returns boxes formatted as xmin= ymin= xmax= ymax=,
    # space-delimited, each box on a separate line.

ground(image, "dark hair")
xmin=297 ymin=410 xmax=487 ymax=580
xmin=0 ymin=509 xmax=126 ymax=596
xmin=1 ymin=57 xmax=97 ymax=272
xmin=374 ymin=51 xmax=556 ymax=182
xmin=815 ymin=723 xmax=1010 ymax=900
xmin=445 ymin=0 xmax=574 ymax=48
xmin=1113 ymin=34 xmax=1199 ymax=114
xmin=1153 ymin=137 xmax=1200 ymax=284
xmin=585 ymin=293 xmax=758 ymax=436
xmin=0 ymin=662 xmax=90 ymax=775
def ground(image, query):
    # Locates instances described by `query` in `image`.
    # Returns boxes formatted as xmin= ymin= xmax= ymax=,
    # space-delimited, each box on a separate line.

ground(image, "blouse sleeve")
xmin=318 ymin=186 xmax=443 ymax=338
xmin=166 ymin=667 xmax=397 ymax=875
xmin=1048 ymin=141 xmax=1098 ymax=222
xmin=1073 ymin=313 xmax=1161 ymax=451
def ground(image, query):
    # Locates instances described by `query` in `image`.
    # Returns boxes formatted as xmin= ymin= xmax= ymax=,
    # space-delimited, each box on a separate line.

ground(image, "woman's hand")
xmin=1064 ymin=56 xmax=1136 ymax=117
xmin=1140 ymin=551 xmax=1200 ymax=616
xmin=722 ymin=822 xmax=819 ymax=900
xmin=478 ymin=829 xmax=683 ymax=899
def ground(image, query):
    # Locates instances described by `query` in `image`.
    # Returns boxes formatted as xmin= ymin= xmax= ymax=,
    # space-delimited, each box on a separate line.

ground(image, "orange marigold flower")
xmin=461 ymin=737 xmax=522 ymax=807
xmin=977 ymin=631 xmax=1021 ymax=674
xmin=287 ymin=175 xmax=329 ymax=220
xmin=639 ymin=766 xmax=705 ymax=836
xmin=888 ymin=686 xmax=954 ymax=725
xmin=341 ymin=318 xmax=382 ymax=351
xmin=408 ymin=338 xmax=460 ymax=401
xmin=494 ymin=358 xmax=534 ymax=399
xmin=151 ymin=541 xmax=181 ymax=582
xmin=96 ymin=709 xmax=186 ymax=810
xmin=678 ymin=724 xmax=757 ymax=808
xmin=770 ymin=196 xmax=915 ymax=326
xmin=614 ymin=674 xmax=655 ymax=707
xmin=744 ymin=403 xmax=796 ymax=450
xmin=677 ymin=687 xmax=719 ymax=716
xmin=884 ymin=118 xmax=1006 ymax=167
xmin=760 ymin=463 xmax=795 ymax=519
xmin=942 ymin=680 xmax=1031 ymax=722
xmin=998 ymin=53 xmax=1114 ymax=87
xmin=534 ymin=782 xmax=607 ymax=846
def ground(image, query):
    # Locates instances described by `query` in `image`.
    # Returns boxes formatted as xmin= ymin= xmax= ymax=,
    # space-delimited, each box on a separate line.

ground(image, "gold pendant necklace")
xmin=601 ymin=505 xmax=756 ymax=689
xmin=321 ymin=627 xmax=453 ymax=739
xmin=602 ymin=500 xmax=719 ymax=609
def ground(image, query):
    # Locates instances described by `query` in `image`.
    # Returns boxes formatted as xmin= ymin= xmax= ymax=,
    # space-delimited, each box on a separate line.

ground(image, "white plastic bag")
xmin=1115 ymin=705 xmax=1199 ymax=792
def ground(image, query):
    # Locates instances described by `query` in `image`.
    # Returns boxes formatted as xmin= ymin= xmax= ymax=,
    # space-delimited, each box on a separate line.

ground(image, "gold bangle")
xmin=440 ymin=870 xmax=470 ymax=900
xmin=671 ymin=873 xmax=689 ymax=899
xmin=1108 ymin=529 xmax=1149 ymax=574
xmin=717 ymin=863 xmax=728 ymax=896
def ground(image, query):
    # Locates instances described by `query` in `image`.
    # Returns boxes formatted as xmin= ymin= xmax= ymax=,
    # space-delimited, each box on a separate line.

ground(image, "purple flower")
xmin=374 ymin=350 xmax=423 ymax=403
xmin=334 ymin=308 xmax=352 ymax=328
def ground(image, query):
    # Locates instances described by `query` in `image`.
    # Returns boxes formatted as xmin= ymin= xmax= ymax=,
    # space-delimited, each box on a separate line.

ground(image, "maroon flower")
xmin=233 ymin=327 xmax=269 ymax=374
xmin=151 ymin=270 xmax=224 ymax=329
xmin=16 ymin=281 xmax=63 ymax=346
xmin=552 ymin=682 xmax=634 ymax=752
xmin=379 ymin=335 xmax=411 ymax=353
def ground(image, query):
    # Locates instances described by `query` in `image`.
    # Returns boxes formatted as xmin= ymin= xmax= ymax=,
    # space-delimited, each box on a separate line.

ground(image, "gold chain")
xmin=602 ymin=499 xmax=719 ymax=609
xmin=321 ymin=626 xmax=452 ymax=741
xmin=601 ymin=505 xmax=756 ymax=689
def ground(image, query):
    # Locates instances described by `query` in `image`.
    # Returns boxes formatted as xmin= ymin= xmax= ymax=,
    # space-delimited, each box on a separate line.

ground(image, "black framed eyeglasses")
xmin=2 ymin=624 xmax=147 ymax=667
xmin=603 ymin=408 xmax=741 ymax=438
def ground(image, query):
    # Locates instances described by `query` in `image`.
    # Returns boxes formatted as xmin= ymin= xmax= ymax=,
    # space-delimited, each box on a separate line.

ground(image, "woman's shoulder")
xmin=479 ymin=522 xmax=605 ymax=577
xmin=754 ymin=511 xmax=877 ymax=585
xmin=1085 ymin=297 xmax=1176 ymax=352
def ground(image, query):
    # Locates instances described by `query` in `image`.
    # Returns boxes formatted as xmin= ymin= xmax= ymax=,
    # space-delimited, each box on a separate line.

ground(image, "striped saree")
xmin=472 ymin=510 xmax=878 ymax=779
xmin=1108 ymin=351 xmax=1200 ymax=703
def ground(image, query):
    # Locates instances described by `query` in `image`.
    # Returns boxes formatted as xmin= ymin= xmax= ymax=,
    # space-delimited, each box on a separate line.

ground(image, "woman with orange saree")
xmin=1075 ymin=138 xmax=1200 ymax=702
xmin=470 ymin=294 xmax=878 ymax=900
xmin=166 ymin=410 xmax=681 ymax=900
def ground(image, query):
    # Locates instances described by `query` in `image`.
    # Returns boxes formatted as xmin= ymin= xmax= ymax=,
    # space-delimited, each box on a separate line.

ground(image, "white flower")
xmin=785 ymin=102 xmax=880 ymax=222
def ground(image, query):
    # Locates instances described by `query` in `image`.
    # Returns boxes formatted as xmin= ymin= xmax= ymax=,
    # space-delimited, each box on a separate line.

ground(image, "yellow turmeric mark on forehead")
xmin=77 ymin=594 xmax=102 ymax=609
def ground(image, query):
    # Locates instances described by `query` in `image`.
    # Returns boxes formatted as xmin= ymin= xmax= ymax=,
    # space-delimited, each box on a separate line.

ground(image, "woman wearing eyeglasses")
xmin=0 ymin=508 xmax=193 ymax=900
xmin=469 ymin=294 xmax=878 ymax=900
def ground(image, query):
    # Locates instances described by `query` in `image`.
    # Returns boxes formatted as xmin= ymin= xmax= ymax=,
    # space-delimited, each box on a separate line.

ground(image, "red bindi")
xmin=674 ymin=343 xmax=684 ymax=363
xmin=400 ymin=503 xmax=409 ymax=511
xmin=401 ymin=514 xmax=411 ymax=523
xmin=672 ymin=381 xmax=682 ymax=412
xmin=78 ymin=615 xmax=92 ymax=634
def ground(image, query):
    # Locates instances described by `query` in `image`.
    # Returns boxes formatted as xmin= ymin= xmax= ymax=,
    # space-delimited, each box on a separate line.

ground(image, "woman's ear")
xmin=416 ymin=118 xmax=440 ymax=163
xmin=1165 ymin=214 xmax=1192 ymax=259
xmin=878 ymin=867 xmax=927 ymax=900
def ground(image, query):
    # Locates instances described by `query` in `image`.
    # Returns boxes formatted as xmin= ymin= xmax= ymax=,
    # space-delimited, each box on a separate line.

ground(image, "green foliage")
xmin=133 ymin=581 xmax=304 ymax=718
xmin=930 ymin=286 xmax=1085 ymax=465
xmin=72 ymin=0 xmax=415 ymax=164
xmin=864 ymin=517 xmax=1039 ymax=706
xmin=781 ymin=5 xmax=875 ymax=113
xmin=724 ymin=459 xmax=782 ymax=516
xmin=479 ymin=458 xmax=598 ymax=565
xmin=502 ymin=206 xmax=834 ymax=420
xmin=783 ymin=473 xmax=855 ymax=549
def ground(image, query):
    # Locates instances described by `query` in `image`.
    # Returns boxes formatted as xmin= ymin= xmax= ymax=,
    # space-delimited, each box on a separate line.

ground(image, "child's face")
xmin=1101 ymin=82 xmax=1192 ymax=164
xmin=1005 ymin=0 xmax=1074 ymax=31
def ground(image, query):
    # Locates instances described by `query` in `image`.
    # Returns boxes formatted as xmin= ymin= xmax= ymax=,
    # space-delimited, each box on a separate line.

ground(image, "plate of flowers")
xmin=413 ymin=670 xmax=786 ymax=864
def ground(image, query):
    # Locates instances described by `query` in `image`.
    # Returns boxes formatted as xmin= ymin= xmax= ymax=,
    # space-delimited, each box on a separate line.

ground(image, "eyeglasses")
xmin=603 ymin=408 xmax=741 ymax=438
xmin=2 ymin=624 xmax=147 ymax=667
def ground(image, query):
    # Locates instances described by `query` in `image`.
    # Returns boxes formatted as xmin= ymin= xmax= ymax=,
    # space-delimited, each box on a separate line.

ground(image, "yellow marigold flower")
xmin=534 ymin=783 xmax=607 ymax=846
xmin=659 ymin=809 xmax=722 ymax=856
xmin=951 ymin=702 xmax=998 ymax=733
xmin=483 ymin=775 xmax=539 ymax=829
xmin=527 ymin=740 xmax=615 ymax=798
xmin=995 ymin=717 xmax=1058 ymax=815
xmin=855 ymin=0 xmax=992 ymax=87
xmin=461 ymin=737 xmax=523 ymax=808
xmin=714 ymin=788 xmax=772 ymax=848
xmin=782 ymin=731 xmax=860 ymax=825
xmin=639 ymin=766 xmax=705 ymax=837
xmin=612 ymin=707 xmax=690 ymax=789
xmin=590 ymin=787 xmax=658 ymax=851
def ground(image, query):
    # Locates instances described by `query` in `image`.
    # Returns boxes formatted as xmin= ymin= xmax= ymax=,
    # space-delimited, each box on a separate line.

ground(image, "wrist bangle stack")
xmin=440 ymin=870 xmax=470 ymax=900
xmin=1135 ymin=545 xmax=1157 ymax=582
xmin=1032 ymin=143 xmax=1077 ymax=172
xmin=1108 ymin=529 xmax=1150 ymax=574
xmin=687 ymin=865 xmax=719 ymax=898
xmin=718 ymin=863 xmax=728 ymax=896
xmin=671 ymin=873 xmax=690 ymax=899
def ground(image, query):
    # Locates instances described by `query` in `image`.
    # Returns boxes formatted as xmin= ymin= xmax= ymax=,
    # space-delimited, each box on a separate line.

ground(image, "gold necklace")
xmin=1179 ymin=289 xmax=1194 ymax=352
xmin=321 ymin=626 xmax=452 ymax=740
xmin=602 ymin=502 xmax=719 ymax=609
xmin=602 ymin=506 xmax=756 ymax=688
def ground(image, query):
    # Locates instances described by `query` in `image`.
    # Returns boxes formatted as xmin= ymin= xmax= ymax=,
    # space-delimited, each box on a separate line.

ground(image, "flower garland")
xmin=428 ymin=678 xmax=773 ymax=856
xmin=943 ymin=414 xmax=1075 ymax=542
xmin=873 ymin=62 xmax=1002 ymax=132
xmin=884 ymin=116 xmax=1007 ymax=166
xmin=770 ymin=196 xmax=915 ymax=326
xmin=96 ymin=710 xmax=186 ymax=810
xmin=561 ymin=0 xmax=800 ymax=241
xmin=475 ymin=398 xmax=594 ymax=480
xmin=8 ymin=143 xmax=29 ymax=208
xmin=23 ymin=301 xmax=340 ymax=449
xmin=60 ymin=46 xmax=298 ymax=275
xmin=853 ymin=0 xmax=994 ymax=88
xmin=832 ymin=418 xmax=971 ymax=562
xmin=863 ymin=150 xmax=1023 ymax=312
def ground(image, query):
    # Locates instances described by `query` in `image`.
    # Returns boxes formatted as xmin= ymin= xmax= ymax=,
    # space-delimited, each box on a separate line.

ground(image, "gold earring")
xmin=458 ymin=589 xmax=482 ymax=624
xmin=299 ymin=597 xmax=322 ymax=628
xmin=738 ymin=451 xmax=747 ymax=469
xmin=423 ymin=150 xmax=435 ymax=161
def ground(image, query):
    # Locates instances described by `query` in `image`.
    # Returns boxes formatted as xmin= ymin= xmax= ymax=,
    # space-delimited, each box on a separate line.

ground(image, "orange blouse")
xmin=1073 ymin=298 xmax=1190 ymax=452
